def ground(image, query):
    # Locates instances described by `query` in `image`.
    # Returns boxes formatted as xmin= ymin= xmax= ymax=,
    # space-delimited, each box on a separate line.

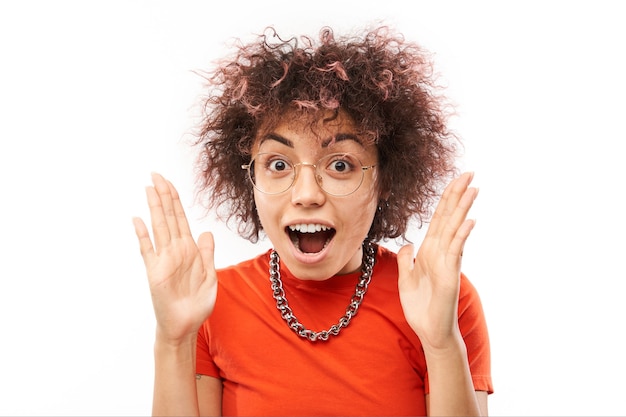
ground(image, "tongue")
xmin=298 ymin=231 xmax=330 ymax=254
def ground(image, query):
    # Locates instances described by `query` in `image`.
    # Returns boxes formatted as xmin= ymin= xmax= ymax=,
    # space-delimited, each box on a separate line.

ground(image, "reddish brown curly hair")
xmin=193 ymin=25 xmax=460 ymax=243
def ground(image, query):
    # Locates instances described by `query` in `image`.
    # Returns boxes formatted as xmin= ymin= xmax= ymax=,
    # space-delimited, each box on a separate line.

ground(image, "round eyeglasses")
xmin=241 ymin=152 xmax=376 ymax=196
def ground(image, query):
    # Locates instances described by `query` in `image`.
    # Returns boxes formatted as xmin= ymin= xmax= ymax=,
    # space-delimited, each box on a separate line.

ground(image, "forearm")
xmin=424 ymin=335 xmax=483 ymax=416
xmin=152 ymin=334 xmax=200 ymax=417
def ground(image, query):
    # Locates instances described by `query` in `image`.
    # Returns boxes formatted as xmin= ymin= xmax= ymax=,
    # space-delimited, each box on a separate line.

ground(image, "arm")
xmin=152 ymin=335 xmax=201 ymax=416
xmin=197 ymin=375 xmax=223 ymax=416
xmin=398 ymin=172 xmax=488 ymax=416
xmin=423 ymin=338 xmax=488 ymax=416
xmin=133 ymin=172 xmax=220 ymax=416
xmin=152 ymin=336 xmax=223 ymax=417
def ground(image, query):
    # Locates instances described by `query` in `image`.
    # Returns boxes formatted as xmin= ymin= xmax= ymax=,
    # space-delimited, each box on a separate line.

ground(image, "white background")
xmin=1 ymin=1 xmax=625 ymax=415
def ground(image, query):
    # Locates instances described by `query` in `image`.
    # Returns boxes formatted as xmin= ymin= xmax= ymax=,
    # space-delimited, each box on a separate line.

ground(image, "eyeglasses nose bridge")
xmin=292 ymin=161 xmax=324 ymax=188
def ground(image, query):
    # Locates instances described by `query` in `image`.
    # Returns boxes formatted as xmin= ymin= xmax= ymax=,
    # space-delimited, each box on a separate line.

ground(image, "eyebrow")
xmin=260 ymin=133 xmax=364 ymax=148
xmin=260 ymin=133 xmax=294 ymax=148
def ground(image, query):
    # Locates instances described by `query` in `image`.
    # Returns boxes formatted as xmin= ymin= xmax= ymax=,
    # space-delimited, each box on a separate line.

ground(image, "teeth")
xmin=288 ymin=223 xmax=331 ymax=233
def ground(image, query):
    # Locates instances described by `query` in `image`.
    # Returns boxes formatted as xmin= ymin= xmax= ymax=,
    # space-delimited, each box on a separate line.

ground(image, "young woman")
xmin=133 ymin=25 xmax=493 ymax=416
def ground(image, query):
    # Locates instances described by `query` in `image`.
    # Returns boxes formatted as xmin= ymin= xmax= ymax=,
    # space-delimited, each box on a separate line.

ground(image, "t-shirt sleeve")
xmin=196 ymin=323 xmax=221 ymax=378
xmin=458 ymin=273 xmax=494 ymax=394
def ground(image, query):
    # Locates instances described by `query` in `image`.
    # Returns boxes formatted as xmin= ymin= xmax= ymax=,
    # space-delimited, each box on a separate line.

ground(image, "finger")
xmin=166 ymin=178 xmax=192 ymax=238
xmin=397 ymin=244 xmax=415 ymax=270
xmin=443 ymin=187 xmax=478 ymax=257
xmin=132 ymin=216 xmax=155 ymax=264
xmin=439 ymin=185 xmax=479 ymax=249
xmin=433 ymin=172 xmax=473 ymax=224
xmin=151 ymin=172 xmax=181 ymax=239
xmin=427 ymin=172 xmax=473 ymax=239
xmin=449 ymin=218 xmax=476 ymax=260
xmin=396 ymin=244 xmax=416 ymax=288
xmin=197 ymin=231 xmax=216 ymax=271
xmin=146 ymin=184 xmax=171 ymax=250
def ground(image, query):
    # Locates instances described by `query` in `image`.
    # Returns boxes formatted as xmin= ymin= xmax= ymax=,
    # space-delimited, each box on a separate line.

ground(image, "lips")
xmin=287 ymin=223 xmax=336 ymax=254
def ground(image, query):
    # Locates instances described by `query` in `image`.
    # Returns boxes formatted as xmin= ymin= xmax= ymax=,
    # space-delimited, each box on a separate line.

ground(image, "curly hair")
xmin=193 ymin=25 xmax=460 ymax=243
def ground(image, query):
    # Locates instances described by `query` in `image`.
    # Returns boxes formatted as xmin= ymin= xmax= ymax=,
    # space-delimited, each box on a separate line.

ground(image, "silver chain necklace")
xmin=268 ymin=240 xmax=376 ymax=342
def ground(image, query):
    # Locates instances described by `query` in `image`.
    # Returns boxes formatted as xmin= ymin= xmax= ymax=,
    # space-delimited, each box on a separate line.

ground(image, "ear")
xmin=378 ymin=188 xmax=391 ymax=201
xmin=375 ymin=172 xmax=391 ymax=201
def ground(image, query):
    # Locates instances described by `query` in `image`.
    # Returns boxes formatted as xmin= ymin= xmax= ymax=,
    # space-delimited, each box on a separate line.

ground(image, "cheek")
xmin=253 ymin=192 xmax=294 ymax=243
xmin=344 ymin=190 xmax=379 ymax=229
xmin=253 ymin=193 xmax=273 ymax=230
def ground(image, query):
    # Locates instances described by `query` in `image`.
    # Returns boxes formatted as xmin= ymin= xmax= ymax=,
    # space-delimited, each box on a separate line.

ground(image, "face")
xmin=252 ymin=111 xmax=380 ymax=281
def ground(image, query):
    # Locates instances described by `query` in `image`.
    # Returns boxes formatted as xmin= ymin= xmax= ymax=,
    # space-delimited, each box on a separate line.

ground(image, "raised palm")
xmin=133 ymin=173 xmax=217 ymax=344
xmin=397 ymin=172 xmax=478 ymax=350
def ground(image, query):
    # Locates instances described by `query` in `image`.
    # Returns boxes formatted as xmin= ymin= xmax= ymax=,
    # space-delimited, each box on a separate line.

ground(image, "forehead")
xmin=254 ymin=110 xmax=369 ymax=152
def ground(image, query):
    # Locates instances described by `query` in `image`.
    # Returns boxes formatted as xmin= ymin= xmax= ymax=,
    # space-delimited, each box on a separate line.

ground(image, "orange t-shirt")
xmin=197 ymin=245 xmax=492 ymax=416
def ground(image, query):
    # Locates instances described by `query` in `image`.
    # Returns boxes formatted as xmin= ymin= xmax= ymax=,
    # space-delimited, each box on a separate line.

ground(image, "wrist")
xmin=154 ymin=328 xmax=198 ymax=350
xmin=421 ymin=331 xmax=467 ymax=359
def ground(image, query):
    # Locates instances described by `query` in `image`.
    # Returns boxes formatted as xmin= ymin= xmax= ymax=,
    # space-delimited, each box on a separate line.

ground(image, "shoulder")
xmin=374 ymin=244 xmax=399 ymax=269
xmin=457 ymin=272 xmax=489 ymax=334
xmin=375 ymin=244 xmax=483 ymax=311
xmin=213 ymin=250 xmax=273 ymax=297
xmin=459 ymin=273 xmax=483 ymax=308
xmin=208 ymin=250 xmax=274 ymax=321
xmin=216 ymin=250 xmax=272 ymax=280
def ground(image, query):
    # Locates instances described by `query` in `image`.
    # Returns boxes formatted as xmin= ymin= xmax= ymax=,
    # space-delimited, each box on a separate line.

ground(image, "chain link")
xmin=269 ymin=240 xmax=376 ymax=342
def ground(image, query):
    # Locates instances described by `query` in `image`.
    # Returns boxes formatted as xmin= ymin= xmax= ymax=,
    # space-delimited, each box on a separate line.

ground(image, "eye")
xmin=261 ymin=154 xmax=293 ymax=174
xmin=326 ymin=154 xmax=357 ymax=174
xmin=330 ymin=160 xmax=349 ymax=172
xmin=269 ymin=159 xmax=289 ymax=172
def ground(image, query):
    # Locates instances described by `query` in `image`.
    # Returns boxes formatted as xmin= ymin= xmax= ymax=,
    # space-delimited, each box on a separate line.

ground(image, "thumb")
xmin=397 ymin=244 xmax=417 ymax=293
xmin=197 ymin=231 xmax=216 ymax=271
xmin=397 ymin=244 xmax=415 ymax=274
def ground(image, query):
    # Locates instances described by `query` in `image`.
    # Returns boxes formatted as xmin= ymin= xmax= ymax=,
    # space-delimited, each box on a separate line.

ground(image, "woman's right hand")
xmin=133 ymin=172 xmax=217 ymax=345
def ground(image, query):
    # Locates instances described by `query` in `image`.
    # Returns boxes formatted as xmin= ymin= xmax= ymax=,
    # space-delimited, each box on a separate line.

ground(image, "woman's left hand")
xmin=397 ymin=172 xmax=478 ymax=352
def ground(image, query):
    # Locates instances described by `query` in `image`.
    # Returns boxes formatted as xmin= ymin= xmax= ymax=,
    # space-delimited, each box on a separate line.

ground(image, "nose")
xmin=290 ymin=163 xmax=326 ymax=206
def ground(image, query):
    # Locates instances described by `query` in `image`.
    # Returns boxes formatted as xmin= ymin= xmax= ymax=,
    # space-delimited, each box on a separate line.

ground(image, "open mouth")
xmin=287 ymin=223 xmax=336 ymax=254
